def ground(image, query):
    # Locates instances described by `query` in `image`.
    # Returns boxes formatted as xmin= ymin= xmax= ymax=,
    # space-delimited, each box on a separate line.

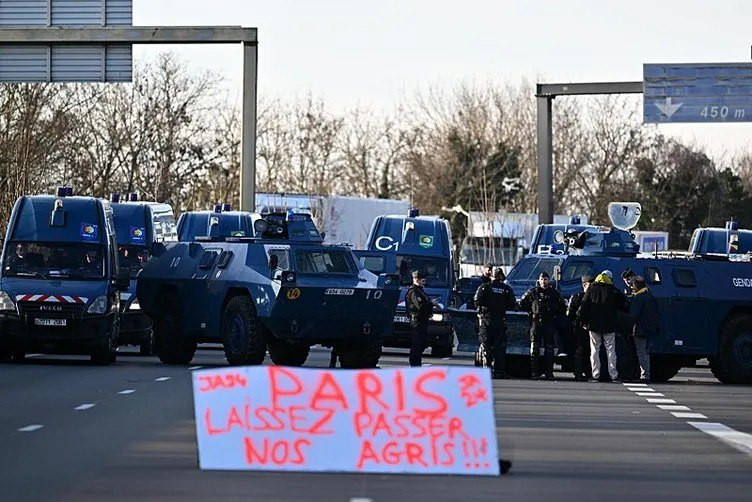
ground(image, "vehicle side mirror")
xmin=115 ymin=269 xmax=130 ymax=292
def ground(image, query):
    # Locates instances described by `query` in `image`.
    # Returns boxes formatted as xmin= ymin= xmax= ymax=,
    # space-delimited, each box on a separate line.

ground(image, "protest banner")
xmin=192 ymin=366 xmax=499 ymax=475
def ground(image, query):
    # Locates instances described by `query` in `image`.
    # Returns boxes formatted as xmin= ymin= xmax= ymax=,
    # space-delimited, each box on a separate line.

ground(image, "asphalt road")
xmin=1 ymin=348 xmax=752 ymax=502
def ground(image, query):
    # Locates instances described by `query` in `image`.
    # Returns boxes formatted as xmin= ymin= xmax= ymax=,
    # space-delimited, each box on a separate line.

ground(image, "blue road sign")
xmin=643 ymin=63 xmax=752 ymax=123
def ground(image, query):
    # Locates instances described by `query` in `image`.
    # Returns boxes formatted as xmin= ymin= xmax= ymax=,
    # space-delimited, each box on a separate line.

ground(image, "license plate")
xmin=324 ymin=288 xmax=355 ymax=296
xmin=34 ymin=318 xmax=66 ymax=327
xmin=393 ymin=315 xmax=410 ymax=324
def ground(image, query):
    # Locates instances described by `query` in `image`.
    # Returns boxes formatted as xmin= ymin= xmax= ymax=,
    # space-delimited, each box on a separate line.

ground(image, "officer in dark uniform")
xmin=520 ymin=271 xmax=566 ymax=380
xmin=405 ymin=269 xmax=436 ymax=367
xmin=481 ymin=263 xmax=493 ymax=284
xmin=474 ymin=267 xmax=517 ymax=378
xmin=567 ymin=275 xmax=592 ymax=381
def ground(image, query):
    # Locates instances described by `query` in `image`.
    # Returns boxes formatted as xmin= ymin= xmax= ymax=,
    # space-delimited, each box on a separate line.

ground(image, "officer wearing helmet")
xmin=520 ymin=271 xmax=566 ymax=379
xmin=405 ymin=269 xmax=437 ymax=367
xmin=474 ymin=267 xmax=517 ymax=378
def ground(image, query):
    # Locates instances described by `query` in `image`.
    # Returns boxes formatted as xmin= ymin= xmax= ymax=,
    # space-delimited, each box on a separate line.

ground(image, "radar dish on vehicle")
xmin=608 ymin=202 xmax=641 ymax=231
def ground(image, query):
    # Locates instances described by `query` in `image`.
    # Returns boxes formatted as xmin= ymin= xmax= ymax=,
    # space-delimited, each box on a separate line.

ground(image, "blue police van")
xmin=177 ymin=204 xmax=254 ymax=241
xmin=359 ymin=209 xmax=455 ymax=357
xmin=0 ymin=188 xmax=129 ymax=364
xmin=110 ymin=193 xmax=178 ymax=355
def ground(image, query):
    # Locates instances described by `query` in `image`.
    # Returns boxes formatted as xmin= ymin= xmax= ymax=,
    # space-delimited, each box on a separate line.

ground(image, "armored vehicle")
xmin=0 ymin=188 xmax=129 ymax=364
xmin=137 ymin=211 xmax=400 ymax=368
xmin=453 ymin=203 xmax=752 ymax=384
xmin=360 ymin=209 xmax=455 ymax=358
xmin=177 ymin=204 xmax=254 ymax=241
xmin=111 ymin=193 xmax=177 ymax=355
xmin=689 ymin=221 xmax=752 ymax=255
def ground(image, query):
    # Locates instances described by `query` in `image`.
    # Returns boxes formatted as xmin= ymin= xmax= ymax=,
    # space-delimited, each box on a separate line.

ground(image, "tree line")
xmin=1 ymin=52 xmax=751 ymax=248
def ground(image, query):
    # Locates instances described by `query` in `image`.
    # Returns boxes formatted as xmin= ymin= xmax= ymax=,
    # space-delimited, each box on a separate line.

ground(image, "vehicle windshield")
xmin=460 ymin=236 xmax=520 ymax=266
xmin=118 ymin=245 xmax=150 ymax=278
xmin=396 ymin=255 xmax=449 ymax=287
xmin=3 ymin=241 xmax=106 ymax=280
xmin=506 ymin=257 xmax=559 ymax=282
xmin=294 ymin=249 xmax=354 ymax=274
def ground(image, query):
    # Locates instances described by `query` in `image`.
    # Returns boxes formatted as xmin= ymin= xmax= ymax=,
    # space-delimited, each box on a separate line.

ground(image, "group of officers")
xmin=405 ymin=262 xmax=659 ymax=382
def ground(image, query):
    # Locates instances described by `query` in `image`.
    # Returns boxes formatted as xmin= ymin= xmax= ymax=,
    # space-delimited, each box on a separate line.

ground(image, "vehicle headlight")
xmin=0 ymin=291 xmax=16 ymax=312
xmin=431 ymin=313 xmax=447 ymax=322
xmin=129 ymin=298 xmax=141 ymax=311
xmin=87 ymin=295 xmax=108 ymax=315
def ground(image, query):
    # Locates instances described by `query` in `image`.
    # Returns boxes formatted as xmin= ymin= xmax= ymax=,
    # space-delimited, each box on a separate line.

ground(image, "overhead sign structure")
xmin=0 ymin=0 xmax=133 ymax=82
xmin=644 ymin=63 xmax=752 ymax=123
xmin=192 ymin=365 xmax=499 ymax=475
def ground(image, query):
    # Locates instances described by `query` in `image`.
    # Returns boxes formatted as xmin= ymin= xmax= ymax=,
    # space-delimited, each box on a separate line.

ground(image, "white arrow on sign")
xmin=655 ymin=97 xmax=684 ymax=118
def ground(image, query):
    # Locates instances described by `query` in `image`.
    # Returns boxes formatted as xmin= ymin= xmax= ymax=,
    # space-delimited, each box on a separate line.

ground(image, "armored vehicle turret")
xmin=137 ymin=212 xmax=400 ymax=368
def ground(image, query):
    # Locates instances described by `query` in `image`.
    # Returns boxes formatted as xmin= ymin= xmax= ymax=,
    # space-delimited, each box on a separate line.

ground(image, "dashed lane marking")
xmin=154 ymin=377 xmax=170 ymax=382
xmin=688 ymin=422 xmax=752 ymax=457
xmin=26 ymin=353 xmax=43 ymax=358
xmin=671 ymin=412 xmax=707 ymax=419
xmin=623 ymin=382 xmax=647 ymax=387
xmin=636 ymin=392 xmax=665 ymax=397
xmin=646 ymin=398 xmax=677 ymax=404
xmin=657 ymin=405 xmax=691 ymax=411
xmin=349 ymin=498 xmax=373 ymax=502
xmin=74 ymin=404 xmax=95 ymax=411
xmin=118 ymin=389 xmax=136 ymax=395
xmin=18 ymin=425 xmax=43 ymax=432
xmin=189 ymin=366 xmax=203 ymax=370
xmin=628 ymin=387 xmax=655 ymax=392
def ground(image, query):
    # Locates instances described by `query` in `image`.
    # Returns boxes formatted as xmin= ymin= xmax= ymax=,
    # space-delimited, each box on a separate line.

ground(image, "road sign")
xmin=643 ymin=63 xmax=752 ymax=123
xmin=0 ymin=0 xmax=133 ymax=83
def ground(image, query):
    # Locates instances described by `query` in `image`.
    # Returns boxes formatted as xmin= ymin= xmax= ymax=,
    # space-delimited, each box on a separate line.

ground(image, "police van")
xmin=0 ymin=188 xmax=129 ymax=364
xmin=111 ymin=193 xmax=177 ymax=355
xmin=360 ymin=209 xmax=455 ymax=357
xmin=177 ymin=204 xmax=254 ymax=241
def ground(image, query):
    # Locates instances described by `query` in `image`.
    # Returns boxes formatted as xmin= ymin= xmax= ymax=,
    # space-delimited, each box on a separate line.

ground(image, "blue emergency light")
xmin=110 ymin=193 xmax=121 ymax=203
xmin=570 ymin=215 xmax=581 ymax=225
xmin=222 ymin=203 xmax=232 ymax=211
xmin=212 ymin=204 xmax=223 ymax=213
xmin=128 ymin=192 xmax=139 ymax=202
xmin=408 ymin=208 xmax=420 ymax=218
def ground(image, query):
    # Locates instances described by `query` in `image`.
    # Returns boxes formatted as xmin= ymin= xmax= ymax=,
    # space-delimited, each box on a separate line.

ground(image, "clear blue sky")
xmin=134 ymin=0 xmax=752 ymax=160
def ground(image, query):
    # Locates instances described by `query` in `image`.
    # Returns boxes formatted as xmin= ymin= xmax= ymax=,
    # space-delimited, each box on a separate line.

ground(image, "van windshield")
xmin=507 ymin=257 xmax=559 ymax=283
xmin=396 ymin=255 xmax=449 ymax=287
xmin=3 ymin=241 xmax=105 ymax=280
xmin=460 ymin=236 xmax=520 ymax=266
xmin=118 ymin=245 xmax=150 ymax=278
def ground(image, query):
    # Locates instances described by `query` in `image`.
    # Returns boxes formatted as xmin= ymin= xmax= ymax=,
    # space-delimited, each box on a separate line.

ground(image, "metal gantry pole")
xmin=240 ymin=41 xmax=258 ymax=212
xmin=536 ymin=95 xmax=553 ymax=225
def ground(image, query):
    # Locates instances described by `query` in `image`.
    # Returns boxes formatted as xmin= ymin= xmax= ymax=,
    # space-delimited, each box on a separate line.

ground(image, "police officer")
xmin=520 ymin=271 xmax=566 ymax=380
xmin=567 ymin=275 xmax=592 ymax=381
xmin=405 ymin=269 xmax=436 ymax=367
xmin=481 ymin=263 xmax=493 ymax=284
xmin=474 ymin=267 xmax=517 ymax=378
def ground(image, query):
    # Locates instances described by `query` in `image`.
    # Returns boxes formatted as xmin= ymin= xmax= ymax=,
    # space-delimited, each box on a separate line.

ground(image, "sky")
xmin=133 ymin=0 xmax=752 ymax=161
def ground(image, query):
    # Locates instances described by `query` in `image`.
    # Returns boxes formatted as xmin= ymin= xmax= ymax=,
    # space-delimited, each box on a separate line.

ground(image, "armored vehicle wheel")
xmin=431 ymin=345 xmax=453 ymax=358
xmin=338 ymin=339 xmax=382 ymax=369
xmin=710 ymin=314 xmax=752 ymax=384
xmin=222 ymin=295 xmax=266 ymax=366
xmin=0 ymin=346 xmax=10 ymax=361
xmin=154 ymin=294 xmax=196 ymax=365
xmin=268 ymin=339 xmax=309 ymax=366
xmin=92 ymin=334 xmax=115 ymax=366
xmin=649 ymin=355 xmax=682 ymax=383
xmin=139 ymin=330 xmax=155 ymax=356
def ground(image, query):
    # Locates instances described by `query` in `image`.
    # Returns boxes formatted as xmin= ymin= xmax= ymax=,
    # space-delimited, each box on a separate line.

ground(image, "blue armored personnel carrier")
xmin=359 ymin=210 xmax=455 ymax=358
xmin=453 ymin=203 xmax=752 ymax=384
xmin=177 ymin=204 xmax=255 ymax=241
xmin=0 ymin=188 xmax=129 ymax=364
xmin=689 ymin=221 xmax=752 ymax=256
xmin=137 ymin=211 xmax=401 ymax=368
xmin=111 ymin=193 xmax=177 ymax=355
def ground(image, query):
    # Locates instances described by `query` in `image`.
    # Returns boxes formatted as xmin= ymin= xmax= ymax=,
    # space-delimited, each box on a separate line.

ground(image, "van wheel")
xmin=11 ymin=349 xmax=25 ymax=363
xmin=431 ymin=345 xmax=453 ymax=358
xmin=92 ymin=334 xmax=114 ymax=366
xmin=710 ymin=314 xmax=752 ymax=384
xmin=139 ymin=330 xmax=154 ymax=356
xmin=649 ymin=355 xmax=682 ymax=383
xmin=338 ymin=339 xmax=382 ymax=369
xmin=268 ymin=339 xmax=309 ymax=366
xmin=154 ymin=294 xmax=196 ymax=365
xmin=222 ymin=295 xmax=266 ymax=365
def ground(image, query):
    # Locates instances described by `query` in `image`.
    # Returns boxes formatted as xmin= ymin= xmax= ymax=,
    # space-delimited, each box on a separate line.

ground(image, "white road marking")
xmin=624 ymin=382 xmax=647 ymax=387
xmin=441 ymin=357 xmax=451 ymax=360
xmin=349 ymin=498 xmax=373 ymax=502
xmin=688 ymin=422 xmax=752 ymax=457
xmin=628 ymin=387 xmax=655 ymax=392
xmin=189 ymin=366 xmax=203 ymax=370
xmin=74 ymin=403 xmax=95 ymax=411
xmin=154 ymin=377 xmax=170 ymax=382
xmin=27 ymin=353 xmax=43 ymax=358
xmin=18 ymin=424 xmax=43 ymax=432
xmin=646 ymin=398 xmax=677 ymax=404
xmin=636 ymin=392 xmax=665 ymax=397
xmin=657 ymin=405 xmax=691 ymax=411
xmin=118 ymin=389 xmax=136 ymax=395
xmin=671 ymin=412 xmax=707 ymax=419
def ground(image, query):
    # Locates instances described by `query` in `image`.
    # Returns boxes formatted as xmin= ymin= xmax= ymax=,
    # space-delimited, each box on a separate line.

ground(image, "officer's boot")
xmin=494 ymin=343 xmax=508 ymax=379
xmin=544 ymin=345 xmax=555 ymax=380
xmin=530 ymin=353 xmax=541 ymax=380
